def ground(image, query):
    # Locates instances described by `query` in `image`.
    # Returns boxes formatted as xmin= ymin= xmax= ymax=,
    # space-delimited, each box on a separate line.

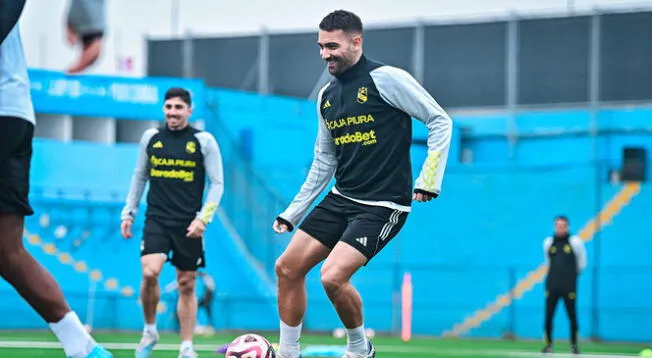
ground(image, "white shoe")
xmin=178 ymin=347 xmax=198 ymax=358
xmin=276 ymin=348 xmax=301 ymax=358
xmin=342 ymin=341 xmax=375 ymax=358
xmin=135 ymin=330 xmax=159 ymax=358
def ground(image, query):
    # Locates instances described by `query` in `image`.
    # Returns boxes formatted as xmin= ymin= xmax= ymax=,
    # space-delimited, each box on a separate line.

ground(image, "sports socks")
xmin=279 ymin=320 xmax=302 ymax=356
xmin=346 ymin=325 xmax=368 ymax=355
xmin=49 ymin=311 xmax=96 ymax=358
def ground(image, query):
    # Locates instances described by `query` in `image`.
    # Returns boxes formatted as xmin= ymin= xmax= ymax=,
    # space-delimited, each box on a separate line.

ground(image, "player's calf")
xmin=0 ymin=215 xmax=70 ymax=322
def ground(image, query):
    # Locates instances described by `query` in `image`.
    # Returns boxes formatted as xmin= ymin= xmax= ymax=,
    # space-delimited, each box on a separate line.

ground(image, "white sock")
xmin=49 ymin=311 xmax=96 ymax=358
xmin=346 ymin=325 xmax=368 ymax=355
xmin=180 ymin=340 xmax=193 ymax=352
xmin=144 ymin=323 xmax=158 ymax=335
xmin=279 ymin=320 xmax=302 ymax=354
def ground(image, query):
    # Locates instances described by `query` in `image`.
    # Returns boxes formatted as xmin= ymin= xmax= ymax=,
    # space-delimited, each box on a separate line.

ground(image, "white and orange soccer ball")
xmin=225 ymin=333 xmax=276 ymax=358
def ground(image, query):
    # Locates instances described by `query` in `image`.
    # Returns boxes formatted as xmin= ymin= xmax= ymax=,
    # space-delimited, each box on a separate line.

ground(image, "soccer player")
xmin=163 ymin=270 xmax=217 ymax=331
xmin=541 ymin=215 xmax=587 ymax=354
xmin=272 ymin=10 xmax=453 ymax=358
xmin=0 ymin=1 xmax=112 ymax=357
xmin=197 ymin=271 xmax=217 ymax=330
xmin=120 ymin=87 xmax=224 ymax=358
xmin=65 ymin=0 xmax=107 ymax=74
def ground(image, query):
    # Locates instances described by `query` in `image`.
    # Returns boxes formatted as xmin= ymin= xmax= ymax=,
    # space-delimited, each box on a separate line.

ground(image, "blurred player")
xmin=163 ymin=270 xmax=217 ymax=331
xmin=541 ymin=215 xmax=587 ymax=354
xmin=197 ymin=271 xmax=217 ymax=329
xmin=0 ymin=1 xmax=112 ymax=357
xmin=272 ymin=10 xmax=453 ymax=358
xmin=65 ymin=0 xmax=107 ymax=74
xmin=120 ymin=87 xmax=224 ymax=358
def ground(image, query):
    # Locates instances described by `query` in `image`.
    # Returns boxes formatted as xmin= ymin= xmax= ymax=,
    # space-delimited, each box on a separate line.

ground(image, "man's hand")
xmin=186 ymin=218 xmax=206 ymax=238
xmin=272 ymin=220 xmax=289 ymax=234
xmin=413 ymin=190 xmax=436 ymax=202
xmin=120 ymin=219 xmax=133 ymax=239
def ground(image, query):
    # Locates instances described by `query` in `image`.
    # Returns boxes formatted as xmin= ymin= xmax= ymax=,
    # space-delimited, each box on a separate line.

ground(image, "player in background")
xmin=120 ymin=87 xmax=224 ymax=358
xmin=163 ymin=270 xmax=218 ymax=332
xmin=541 ymin=216 xmax=587 ymax=355
xmin=65 ymin=0 xmax=107 ymax=74
xmin=0 ymin=1 xmax=112 ymax=357
xmin=197 ymin=271 xmax=217 ymax=330
xmin=272 ymin=10 xmax=453 ymax=358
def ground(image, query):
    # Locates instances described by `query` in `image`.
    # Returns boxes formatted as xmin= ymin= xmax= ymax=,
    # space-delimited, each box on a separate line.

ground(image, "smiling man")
xmin=120 ymin=87 xmax=224 ymax=358
xmin=271 ymin=10 xmax=454 ymax=358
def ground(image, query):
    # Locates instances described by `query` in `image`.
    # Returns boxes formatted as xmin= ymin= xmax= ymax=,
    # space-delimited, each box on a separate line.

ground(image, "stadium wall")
xmin=4 ymin=70 xmax=650 ymax=342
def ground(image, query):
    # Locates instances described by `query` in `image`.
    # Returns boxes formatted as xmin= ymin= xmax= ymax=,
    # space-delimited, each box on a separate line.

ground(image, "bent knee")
xmin=320 ymin=267 xmax=346 ymax=295
xmin=275 ymin=257 xmax=306 ymax=282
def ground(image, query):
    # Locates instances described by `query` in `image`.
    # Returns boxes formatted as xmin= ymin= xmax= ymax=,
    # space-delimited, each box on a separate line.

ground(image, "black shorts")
xmin=0 ymin=117 xmax=34 ymax=216
xmin=299 ymin=192 xmax=408 ymax=261
xmin=141 ymin=218 xmax=206 ymax=271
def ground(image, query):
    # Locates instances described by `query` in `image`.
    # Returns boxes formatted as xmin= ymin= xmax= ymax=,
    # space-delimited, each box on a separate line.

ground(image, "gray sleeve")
xmin=278 ymin=84 xmax=337 ymax=228
xmin=195 ymin=132 xmax=224 ymax=224
xmin=543 ymin=237 xmax=552 ymax=266
xmin=371 ymin=66 xmax=453 ymax=196
xmin=570 ymin=236 xmax=587 ymax=273
xmin=67 ymin=0 xmax=106 ymax=34
xmin=120 ymin=129 xmax=156 ymax=221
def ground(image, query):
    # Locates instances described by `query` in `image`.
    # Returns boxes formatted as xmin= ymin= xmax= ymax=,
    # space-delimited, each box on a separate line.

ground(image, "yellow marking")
xmin=42 ymin=243 xmax=57 ymax=254
xmin=90 ymin=270 xmax=103 ymax=281
xmin=58 ymin=253 xmax=73 ymax=264
xmin=75 ymin=261 xmax=88 ymax=273
xmin=199 ymin=202 xmax=218 ymax=224
xmin=27 ymin=235 xmax=41 ymax=245
xmin=105 ymin=278 xmax=118 ymax=290
xmin=121 ymin=286 xmax=134 ymax=297
xmin=157 ymin=302 xmax=167 ymax=313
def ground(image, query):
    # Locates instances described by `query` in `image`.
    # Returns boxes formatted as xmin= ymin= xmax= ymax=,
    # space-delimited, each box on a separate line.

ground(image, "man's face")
xmin=554 ymin=219 xmax=569 ymax=236
xmin=318 ymin=29 xmax=362 ymax=75
xmin=163 ymin=97 xmax=192 ymax=130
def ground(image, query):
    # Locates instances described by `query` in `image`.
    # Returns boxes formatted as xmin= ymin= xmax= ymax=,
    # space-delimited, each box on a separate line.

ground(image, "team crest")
xmin=550 ymin=246 xmax=557 ymax=254
xmin=564 ymin=244 xmax=571 ymax=253
xmin=356 ymin=87 xmax=368 ymax=104
xmin=186 ymin=141 xmax=196 ymax=154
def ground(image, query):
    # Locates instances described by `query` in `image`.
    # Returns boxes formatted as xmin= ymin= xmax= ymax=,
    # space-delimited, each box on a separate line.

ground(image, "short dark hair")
xmin=165 ymin=87 xmax=191 ymax=107
xmin=555 ymin=215 xmax=569 ymax=225
xmin=319 ymin=10 xmax=363 ymax=34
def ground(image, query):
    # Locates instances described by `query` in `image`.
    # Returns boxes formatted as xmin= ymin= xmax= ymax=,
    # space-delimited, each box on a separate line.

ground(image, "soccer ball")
xmin=225 ymin=333 xmax=276 ymax=358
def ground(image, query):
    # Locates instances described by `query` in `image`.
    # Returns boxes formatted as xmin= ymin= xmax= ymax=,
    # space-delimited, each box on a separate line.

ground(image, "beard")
xmin=326 ymin=56 xmax=352 ymax=75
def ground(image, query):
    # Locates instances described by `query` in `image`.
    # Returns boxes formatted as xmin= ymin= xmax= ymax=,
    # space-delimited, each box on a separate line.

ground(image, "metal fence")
xmin=147 ymin=9 xmax=652 ymax=109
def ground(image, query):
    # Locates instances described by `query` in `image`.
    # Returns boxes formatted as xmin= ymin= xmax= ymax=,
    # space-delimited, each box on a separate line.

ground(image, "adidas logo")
xmin=153 ymin=141 xmax=163 ymax=148
xmin=356 ymin=236 xmax=368 ymax=247
xmin=322 ymin=100 xmax=331 ymax=109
